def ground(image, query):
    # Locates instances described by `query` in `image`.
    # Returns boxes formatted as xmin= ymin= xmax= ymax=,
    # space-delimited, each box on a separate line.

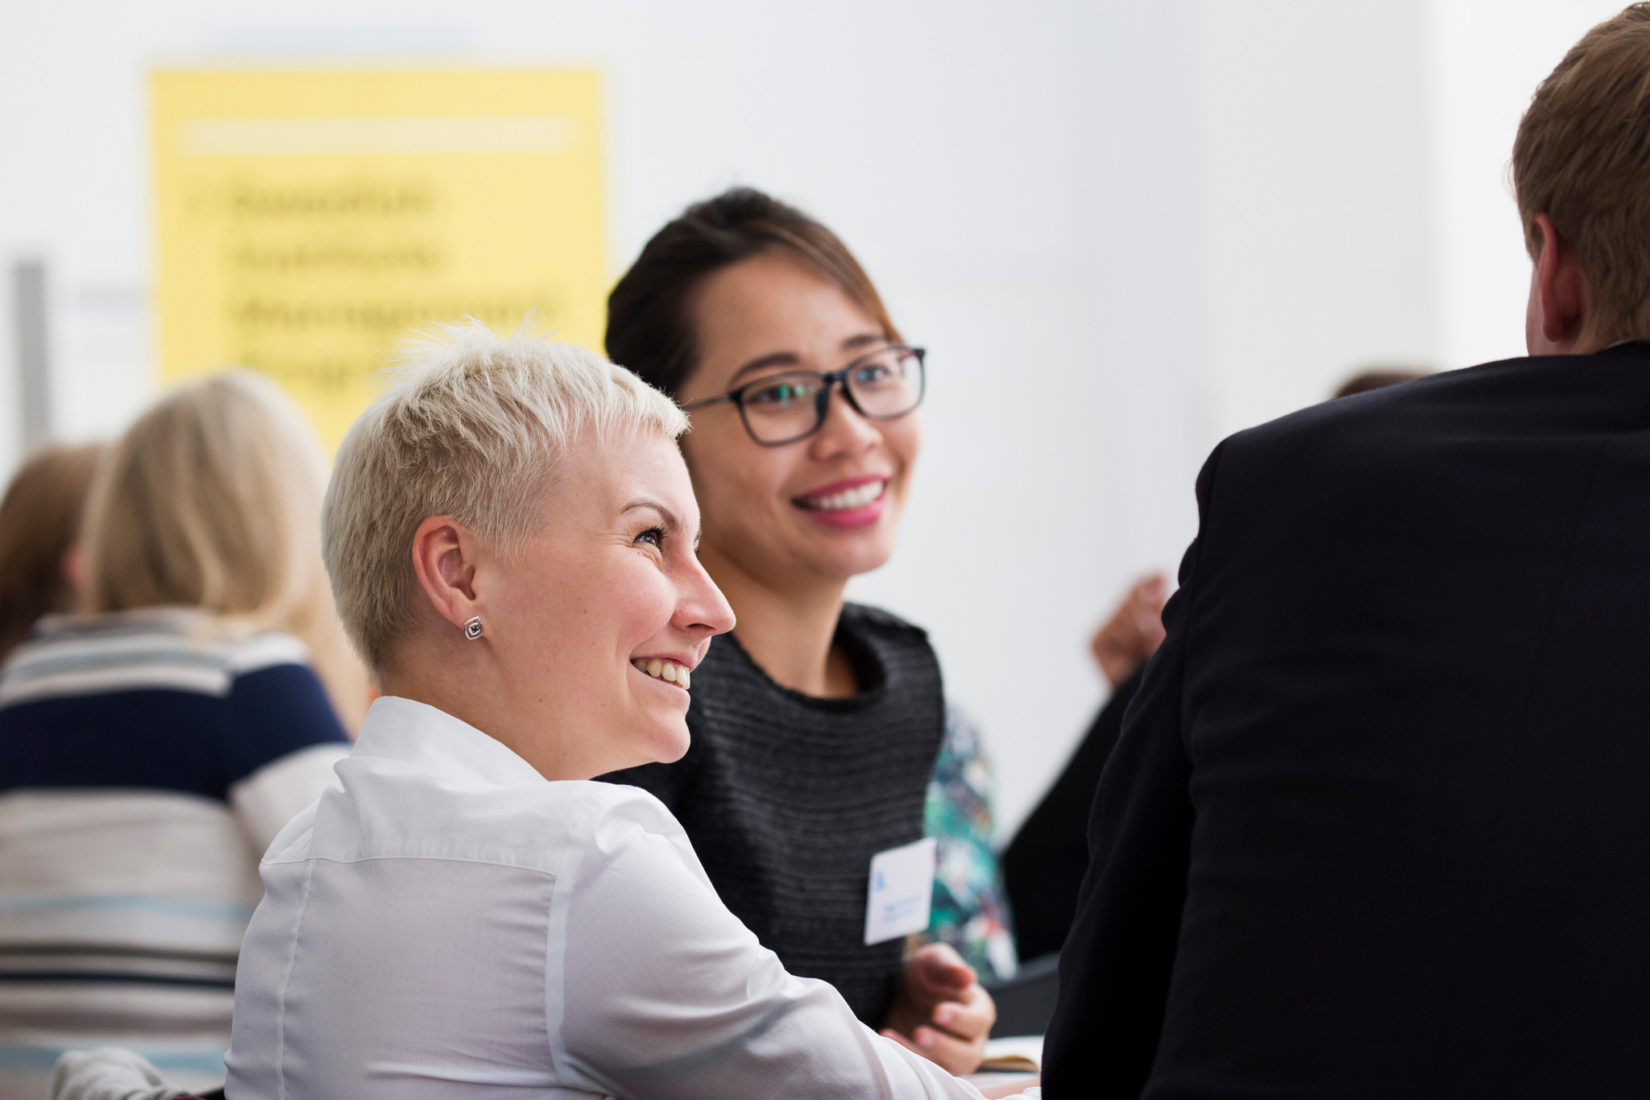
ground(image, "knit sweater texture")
xmin=601 ymin=603 xmax=945 ymax=1026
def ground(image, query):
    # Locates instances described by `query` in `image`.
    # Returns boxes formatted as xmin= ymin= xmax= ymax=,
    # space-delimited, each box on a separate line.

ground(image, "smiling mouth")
xmin=632 ymin=657 xmax=691 ymax=690
xmin=794 ymin=480 xmax=887 ymax=512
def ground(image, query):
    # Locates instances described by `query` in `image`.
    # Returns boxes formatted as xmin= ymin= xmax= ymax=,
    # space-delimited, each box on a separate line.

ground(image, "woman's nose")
xmin=678 ymin=560 xmax=735 ymax=638
xmin=809 ymin=387 xmax=879 ymax=459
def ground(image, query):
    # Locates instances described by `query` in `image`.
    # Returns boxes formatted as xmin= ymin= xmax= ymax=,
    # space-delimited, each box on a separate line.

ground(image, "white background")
xmin=0 ymin=0 xmax=1628 ymax=837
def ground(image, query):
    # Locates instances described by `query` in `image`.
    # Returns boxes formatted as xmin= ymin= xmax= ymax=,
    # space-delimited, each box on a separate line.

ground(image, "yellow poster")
xmin=153 ymin=69 xmax=605 ymax=450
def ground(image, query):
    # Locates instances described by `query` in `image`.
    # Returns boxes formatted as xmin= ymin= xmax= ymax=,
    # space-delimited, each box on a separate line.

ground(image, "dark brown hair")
xmin=605 ymin=187 xmax=899 ymax=398
xmin=1513 ymin=3 xmax=1650 ymax=343
xmin=0 ymin=442 xmax=106 ymax=660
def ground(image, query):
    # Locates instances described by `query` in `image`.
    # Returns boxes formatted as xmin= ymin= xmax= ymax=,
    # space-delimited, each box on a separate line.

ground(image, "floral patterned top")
xmin=920 ymin=705 xmax=1017 ymax=981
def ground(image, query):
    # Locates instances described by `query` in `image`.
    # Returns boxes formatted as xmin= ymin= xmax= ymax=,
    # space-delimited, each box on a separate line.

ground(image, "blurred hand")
xmin=880 ymin=943 xmax=996 ymax=1074
xmin=1089 ymin=572 xmax=1169 ymax=687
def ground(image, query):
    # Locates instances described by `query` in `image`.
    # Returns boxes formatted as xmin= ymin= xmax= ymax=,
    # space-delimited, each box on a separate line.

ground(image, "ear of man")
xmin=1533 ymin=212 xmax=1600 ymax=353
xmin=409 ymin=515 xmax=482 ymax=633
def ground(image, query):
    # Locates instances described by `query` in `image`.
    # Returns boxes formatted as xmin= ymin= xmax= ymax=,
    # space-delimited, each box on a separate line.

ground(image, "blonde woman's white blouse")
xmin=225 ymin=696 xmax=1017 ymax=1099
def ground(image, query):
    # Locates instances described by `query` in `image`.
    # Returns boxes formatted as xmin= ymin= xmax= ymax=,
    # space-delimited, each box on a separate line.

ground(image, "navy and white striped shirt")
xmin=0 ymin=608 xmax=349 ymax=1097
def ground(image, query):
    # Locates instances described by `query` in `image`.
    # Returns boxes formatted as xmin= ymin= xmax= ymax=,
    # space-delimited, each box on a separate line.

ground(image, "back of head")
xmin=82 ymin=370 xmax=329 ymax=635
xmin=605 ymin=187 xmax=899 ymax=398
xmin=0 ymin=442 xmax=106 ymax=660
xmin=324 ymin=321 xmax=686 ymax=671
xmin=1513 ymin=3 xmax=1650 ymax=344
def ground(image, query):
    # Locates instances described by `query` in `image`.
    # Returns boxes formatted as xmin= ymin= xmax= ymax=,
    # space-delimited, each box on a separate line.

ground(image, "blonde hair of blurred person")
xmin=0 ymin=441 xmax=105 ymax=661
xmin=226 ymin=322 xmax=1033 ymax=1099
xmin=81 ymin=370 xmax=370 ymax=730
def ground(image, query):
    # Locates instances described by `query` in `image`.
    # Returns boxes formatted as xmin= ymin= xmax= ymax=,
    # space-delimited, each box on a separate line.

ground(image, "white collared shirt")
xmin=225 ymin=696 xmax=1010 ymax=1099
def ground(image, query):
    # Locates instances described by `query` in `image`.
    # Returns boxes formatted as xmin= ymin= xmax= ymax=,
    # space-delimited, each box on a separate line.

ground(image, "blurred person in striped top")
xmin=0 ymin=370 xmax=365 ymax=1099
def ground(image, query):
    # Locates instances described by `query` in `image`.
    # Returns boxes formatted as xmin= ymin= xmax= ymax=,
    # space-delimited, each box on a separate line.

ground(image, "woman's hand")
xmin=879 ymin=943 xmax=997 ymax=1074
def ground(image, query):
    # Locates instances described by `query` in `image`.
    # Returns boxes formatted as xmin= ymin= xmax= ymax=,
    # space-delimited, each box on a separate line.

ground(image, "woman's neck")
xmin=700 ymin=544 xmax=856 ymax=698
xmin=379 ymin=648 xmax=578 ymax=781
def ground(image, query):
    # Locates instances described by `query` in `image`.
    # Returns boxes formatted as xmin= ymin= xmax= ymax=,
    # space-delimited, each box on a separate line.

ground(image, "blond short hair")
xmin=1513 ymin=3 xmax=1650 ymax=343
xmin=324 ymin=321 xmax=688 ymax=670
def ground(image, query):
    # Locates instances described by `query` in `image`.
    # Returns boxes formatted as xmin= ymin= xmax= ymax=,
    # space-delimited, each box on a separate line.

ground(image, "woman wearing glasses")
xmin=603 ymin=188 xmax=1002 ymax=1073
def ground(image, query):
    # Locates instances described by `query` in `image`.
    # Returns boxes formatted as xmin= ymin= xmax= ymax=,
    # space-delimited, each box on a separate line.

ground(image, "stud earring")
xmin=463 ymin=616 xmax=483 ymax=640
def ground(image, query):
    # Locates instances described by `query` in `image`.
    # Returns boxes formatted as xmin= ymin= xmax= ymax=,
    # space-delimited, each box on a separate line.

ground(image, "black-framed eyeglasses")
xmin=680 ymin=345 xmax=927 ymax=446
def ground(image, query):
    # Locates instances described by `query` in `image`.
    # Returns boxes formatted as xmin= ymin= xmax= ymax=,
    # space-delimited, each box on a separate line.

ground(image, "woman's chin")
xmin=654 ymin=729 xmax=692 ymax=765
xmin=822 ymin=542 xmax=900 ymax=583
xmin=596 ymin=728 xmax=689 ymax=776
xmin=635 ymin=721 xmax=692 ymax=767
xmin=768 ymin=525 xmax=897 ymax=586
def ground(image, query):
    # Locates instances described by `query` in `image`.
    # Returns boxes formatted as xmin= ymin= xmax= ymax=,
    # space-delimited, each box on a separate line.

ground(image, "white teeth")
xmin=801 ymin=481 xmax=886 ymax=511
xmin=633 ymin=657 xmax=690 ymax=690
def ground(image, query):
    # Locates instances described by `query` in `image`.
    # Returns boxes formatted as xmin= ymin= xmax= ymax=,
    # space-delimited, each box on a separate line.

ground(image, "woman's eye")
xmin=746 ymin=380 xmax=811 ymax=407
xmin=854 ymin=350 xmax=910 ymax=387
xmin=635 ymin=526 xmax=666 ymax=548
xmin=853 ymin=363 xmax=892 ymax=385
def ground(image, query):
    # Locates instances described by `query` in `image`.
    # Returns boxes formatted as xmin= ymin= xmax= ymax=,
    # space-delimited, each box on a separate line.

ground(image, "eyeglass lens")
xmin=739 ymin=346 xmax=924 ymax=444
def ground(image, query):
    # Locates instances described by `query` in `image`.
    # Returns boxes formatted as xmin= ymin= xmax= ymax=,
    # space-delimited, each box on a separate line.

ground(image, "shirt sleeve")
xmin=223 ymin=657 xmax=350 ymax=853
xmin=550 ymin=795 xmax=998 ymax=1100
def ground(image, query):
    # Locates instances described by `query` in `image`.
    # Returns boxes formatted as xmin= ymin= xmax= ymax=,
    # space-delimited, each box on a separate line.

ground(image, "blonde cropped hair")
xmin=1513 ymin=3 xmax=1650 ymax=344
xmin=323 ymin=321 xmax=688 ymax=670
xmin=82 ymin=370 xmax=370 ymax=728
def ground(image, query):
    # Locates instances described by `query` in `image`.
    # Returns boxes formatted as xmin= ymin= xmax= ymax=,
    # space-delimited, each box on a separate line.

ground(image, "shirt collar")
xmin=32 ymin=606 xmax=213 ymax=640
xmin=354 ymin=696 xmax=548 ymax=790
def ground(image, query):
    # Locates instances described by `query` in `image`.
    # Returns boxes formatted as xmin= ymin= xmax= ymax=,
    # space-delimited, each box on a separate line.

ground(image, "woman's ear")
xmin=409 ymin=515 xmax=481 ymax=632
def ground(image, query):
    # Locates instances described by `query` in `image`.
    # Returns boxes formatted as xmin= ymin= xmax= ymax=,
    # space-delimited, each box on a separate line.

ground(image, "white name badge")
xmin=863 ymin=836 xmax=937 ymax=946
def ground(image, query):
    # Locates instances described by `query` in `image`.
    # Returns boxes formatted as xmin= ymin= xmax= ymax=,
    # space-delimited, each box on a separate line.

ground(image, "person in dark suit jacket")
xmin=1044 ymin=6 xmax=1650 ymax=1097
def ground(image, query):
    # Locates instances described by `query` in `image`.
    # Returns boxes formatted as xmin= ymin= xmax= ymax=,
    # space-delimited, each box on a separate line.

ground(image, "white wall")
xmin=849 ymin=0 xmax=1210 ymax=836
xmin=0 ymin=0 xmax=1214 ymax=838
xmin=0 ymin=0 xmax=1621 ymax=840
xmin=1426 ymin=0 xmax=1629 ymax=370
xmin=1199 ymin=0 xmax=1438 ymax=436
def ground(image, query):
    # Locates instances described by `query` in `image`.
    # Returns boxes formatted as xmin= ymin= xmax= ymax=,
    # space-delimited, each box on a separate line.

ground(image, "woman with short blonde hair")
xmin=226 ymin=322 xmax=1026 ymax=1098
xmin=322 ymin=322 xmax=687 ymax=672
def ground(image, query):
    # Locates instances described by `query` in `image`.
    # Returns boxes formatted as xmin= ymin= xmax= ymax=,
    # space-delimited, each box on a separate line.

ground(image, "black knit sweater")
xmin=600 ymin=603 xmax=945 ymax=1026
